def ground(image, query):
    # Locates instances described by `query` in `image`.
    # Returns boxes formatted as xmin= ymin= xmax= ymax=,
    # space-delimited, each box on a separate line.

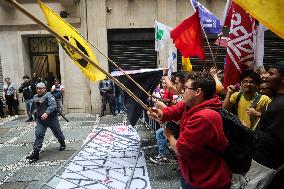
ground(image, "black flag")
xmin=114 ymin=69 xmax=163 ymax=126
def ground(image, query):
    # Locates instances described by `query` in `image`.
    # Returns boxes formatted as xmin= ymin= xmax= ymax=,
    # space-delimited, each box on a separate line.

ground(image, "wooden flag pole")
xmin=77 ymin=33 xmax=152 ymax=98
xmin=6 ymin=0 xmax=151 ymax=112
xmin=213 ymin=26 xmax=226 ymax=68
xmin=213 ymin=35 xmax=222 ymax=68
xmin=201 ymin=25 xmax=217 ymax=69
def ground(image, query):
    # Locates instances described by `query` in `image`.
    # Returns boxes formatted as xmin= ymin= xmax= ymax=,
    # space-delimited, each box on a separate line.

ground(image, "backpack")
xmin=233 ymin=92 xmax=262 ymax=128
xmin=210 ymin=108 xmax=254 ymax=174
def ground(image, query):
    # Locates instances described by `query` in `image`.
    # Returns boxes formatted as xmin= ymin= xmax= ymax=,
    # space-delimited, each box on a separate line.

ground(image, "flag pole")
xmin=77 ymin=32 xmax=153 ymax=98
xmin=6 ymin=0 xmax=151 ymax=112
xmin=191 ymin=1 xmax=216 ymax=69
xmin=213 ymin=30 xmax=224 ymax=68
xmin=200 ymin=25 xmax=217 ymax=68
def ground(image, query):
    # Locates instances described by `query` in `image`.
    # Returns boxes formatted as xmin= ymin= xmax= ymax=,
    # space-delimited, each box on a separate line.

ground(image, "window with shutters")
xmin=107 ymin=29 xmax=157 ymax=73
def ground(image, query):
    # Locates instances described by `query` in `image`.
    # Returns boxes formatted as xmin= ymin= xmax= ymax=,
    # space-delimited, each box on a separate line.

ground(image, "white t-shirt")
xmin=51 ymin=84 xmax=64 ymax=91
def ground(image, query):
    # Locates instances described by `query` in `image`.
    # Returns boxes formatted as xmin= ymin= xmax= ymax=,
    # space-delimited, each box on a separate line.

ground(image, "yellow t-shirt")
xmin=230 ymin=92 xmax=271 ymax=128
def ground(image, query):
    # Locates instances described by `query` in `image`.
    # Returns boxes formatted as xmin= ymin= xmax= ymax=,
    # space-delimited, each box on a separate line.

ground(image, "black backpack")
xmin=210 ymin=108 xmax=254 ymax=174
xmin=233 ymin=92 xmax=262 ymax=129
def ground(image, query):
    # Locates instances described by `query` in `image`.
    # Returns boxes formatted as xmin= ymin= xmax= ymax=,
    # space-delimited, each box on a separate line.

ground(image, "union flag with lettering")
xmin=224 ymin=2 xmax=256 ymax=89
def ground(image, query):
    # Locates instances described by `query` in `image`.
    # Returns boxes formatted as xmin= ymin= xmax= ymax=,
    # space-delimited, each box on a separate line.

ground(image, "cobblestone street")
xmin=0 ymin=114 xmax=179 ymax=189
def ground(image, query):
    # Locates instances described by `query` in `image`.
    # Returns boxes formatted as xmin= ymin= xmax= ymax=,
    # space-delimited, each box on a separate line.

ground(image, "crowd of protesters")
xmin=147 ymin=61 xmax=284 ymax=189
xmin=1 ymin=62 xmax=283 ymax=187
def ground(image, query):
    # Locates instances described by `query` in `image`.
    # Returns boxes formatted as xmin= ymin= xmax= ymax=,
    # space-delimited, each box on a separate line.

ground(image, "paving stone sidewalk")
xmin=0 ymin=114 xmax=179 ymax=189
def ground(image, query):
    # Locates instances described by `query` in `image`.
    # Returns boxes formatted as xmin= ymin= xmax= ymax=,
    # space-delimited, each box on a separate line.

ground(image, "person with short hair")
xmin=30 ymin=73 xmax=42 ymax=95
xmin=259 ymin=81 xmax=272 ymax=97
xmin=241 ymin=60 xmax=284 ymax=188
xmin=223 ymin=70 xmax=271 ymax=129
xmin=19 ymin=75 xmax=35 ymax=122
xmin=51 ymin=78 xmax=64 ymax=115
xmin=3 ymin=77 xmax=18 ymax=116
xmin=148 ymin=72 xmax=231 ymax=189
xmin=26 ymin=82 xmax=66 ymax=163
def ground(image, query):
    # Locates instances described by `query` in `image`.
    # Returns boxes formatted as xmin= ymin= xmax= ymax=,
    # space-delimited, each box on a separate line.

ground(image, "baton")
xmin=56 ymin=109 xmax=69 ymax=122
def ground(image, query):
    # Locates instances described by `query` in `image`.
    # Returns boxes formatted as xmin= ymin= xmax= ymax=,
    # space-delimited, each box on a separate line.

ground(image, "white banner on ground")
xmin=55 ymin=125 xmax=151 ymax=189
xmin=241 ymin=159 xmax=275 ymax=189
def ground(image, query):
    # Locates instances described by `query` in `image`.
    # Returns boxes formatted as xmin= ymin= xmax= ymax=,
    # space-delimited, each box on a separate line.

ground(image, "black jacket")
xmin=254 ymin=94 xmax=284 ymax=169
xmin=19 ymin=81 xmax=35 ymax=100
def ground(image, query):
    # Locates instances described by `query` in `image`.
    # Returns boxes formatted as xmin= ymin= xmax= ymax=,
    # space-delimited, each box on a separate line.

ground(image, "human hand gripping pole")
xmin=147 ymin=107 xmax=163 ymax=122
xmin=6 ymin=0 xmax=151 ymax=112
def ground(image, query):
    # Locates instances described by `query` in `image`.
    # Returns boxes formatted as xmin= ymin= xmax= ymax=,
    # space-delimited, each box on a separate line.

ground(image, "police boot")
xmin=26 ymin=150 xmax=39 ymax=163
xmin=59 ymin=141 xmax=66 ymax=151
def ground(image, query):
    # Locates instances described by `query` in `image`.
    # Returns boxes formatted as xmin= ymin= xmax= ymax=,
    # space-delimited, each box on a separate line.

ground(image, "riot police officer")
xmin=26 ymin=82 xmax=66 ymax=163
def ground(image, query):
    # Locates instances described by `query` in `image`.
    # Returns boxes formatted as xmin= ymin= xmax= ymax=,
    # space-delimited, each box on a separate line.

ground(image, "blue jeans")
xmin=114 ymin=94 xmax=123 ymax=113
xmin=180 ymin=176 xmax=196 ymax=189
xmin=156 ymin=128 xmax=167 ymax=155
xmin=25 ymin=99 xmax=33 ymax=120
xmin=34 ymin=115 xmax=65 ymax=151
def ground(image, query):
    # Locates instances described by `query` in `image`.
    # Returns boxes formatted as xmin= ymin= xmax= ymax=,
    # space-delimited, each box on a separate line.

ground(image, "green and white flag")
xmin=155 ymin=20 xmax=172 ymax=51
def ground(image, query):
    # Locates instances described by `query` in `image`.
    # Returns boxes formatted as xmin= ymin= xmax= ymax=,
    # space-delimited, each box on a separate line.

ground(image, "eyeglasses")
xmin=242 ymin=80 xmax=255 ymax=84
xmin=184 ymin=86 xmax=196 ymax=91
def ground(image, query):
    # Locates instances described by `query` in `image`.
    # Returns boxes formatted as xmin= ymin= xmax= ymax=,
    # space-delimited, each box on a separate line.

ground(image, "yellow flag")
xmin=233 ymin=0 xmax=284 ymax=39
xmin=182 ymin=56 xmax=192 ymax=72
xmin=39 ymin=1 xmax=105 ymax=81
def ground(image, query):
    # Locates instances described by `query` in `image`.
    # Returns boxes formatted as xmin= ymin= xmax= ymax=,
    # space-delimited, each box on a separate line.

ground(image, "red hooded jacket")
xmin=161 ymin=96 xmax=231 ymax=188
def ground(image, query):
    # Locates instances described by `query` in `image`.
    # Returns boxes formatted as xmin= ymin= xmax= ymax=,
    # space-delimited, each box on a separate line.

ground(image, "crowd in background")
xmin=0 ymin=73 xmax=64 ymax=121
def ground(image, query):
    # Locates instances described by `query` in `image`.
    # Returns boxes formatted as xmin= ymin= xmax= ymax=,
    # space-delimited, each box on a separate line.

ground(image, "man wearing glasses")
xmin=148 ymin=72 xmax=231 ymax=189
xmin=222 ymin=70 xmax=271 ymax=129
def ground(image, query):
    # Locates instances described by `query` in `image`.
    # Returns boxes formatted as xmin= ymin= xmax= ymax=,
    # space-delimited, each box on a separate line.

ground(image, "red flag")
xmin=170 ymin=12 xmax=205 ymax=61
xmin=224 ymin=2 xmax=256 ymax=89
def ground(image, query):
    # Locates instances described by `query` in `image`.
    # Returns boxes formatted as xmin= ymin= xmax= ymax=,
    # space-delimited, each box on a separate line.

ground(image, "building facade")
xmin=0 ymin=0 xmax=282 ymax=114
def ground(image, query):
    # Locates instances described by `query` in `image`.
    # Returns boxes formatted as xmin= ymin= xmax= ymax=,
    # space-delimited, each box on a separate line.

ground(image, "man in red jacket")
xmin=148 ymin=72 xmax=231 ymax=189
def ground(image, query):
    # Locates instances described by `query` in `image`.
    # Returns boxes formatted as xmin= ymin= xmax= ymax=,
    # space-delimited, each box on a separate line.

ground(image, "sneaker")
xmin=172 ymin=168 xmax=181 ymax=173
xmin=149 ymin=154 xmax=170 ymax=164
xmin=25 ymin=118 xmax=33 ymax=122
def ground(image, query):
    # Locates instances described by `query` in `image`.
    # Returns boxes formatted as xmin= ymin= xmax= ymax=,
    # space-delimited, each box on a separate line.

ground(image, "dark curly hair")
xmin=240 ymin=70 xmax=261 ymax=84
